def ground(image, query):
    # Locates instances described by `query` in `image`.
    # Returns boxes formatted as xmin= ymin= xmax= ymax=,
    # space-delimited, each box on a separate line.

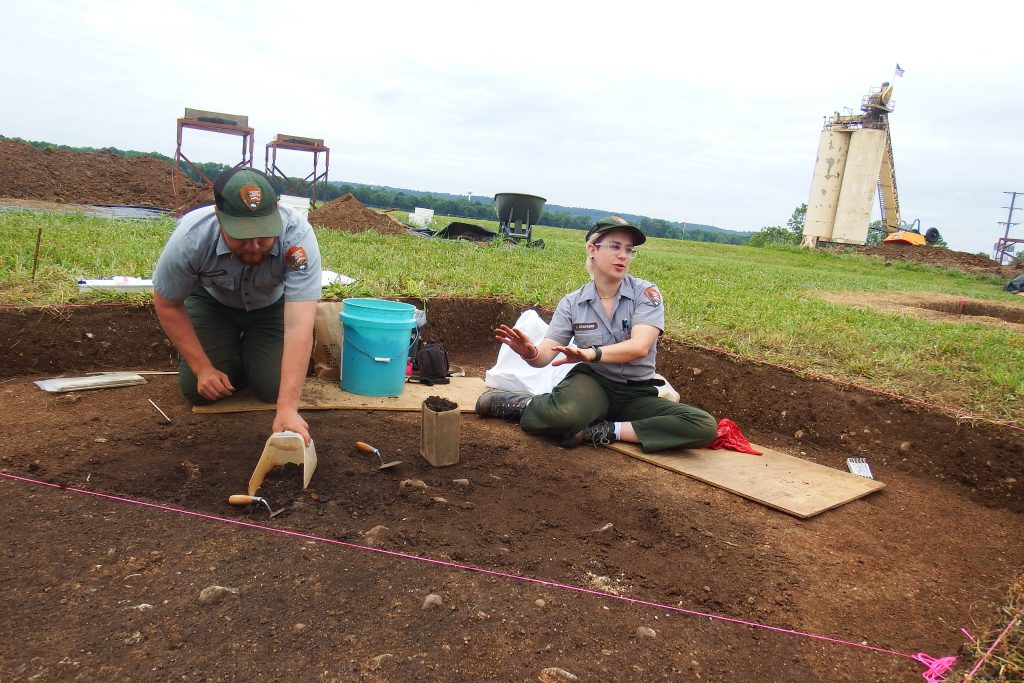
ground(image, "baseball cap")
xmin=586 ymin=215 xmax=646 ymax=245
xmin=213 ymin=167 xmax=283 ymax=239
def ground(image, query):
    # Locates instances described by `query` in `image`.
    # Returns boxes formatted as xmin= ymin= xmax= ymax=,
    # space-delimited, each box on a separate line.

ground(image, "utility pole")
xmin=994 ymin=191 xmax=1023 ymax=264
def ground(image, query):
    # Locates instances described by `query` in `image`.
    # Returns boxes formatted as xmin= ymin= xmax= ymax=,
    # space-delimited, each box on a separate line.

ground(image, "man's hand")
xmin=273 ymin=408 xmax=310 ymax=445
xmin=196 ymin=366 xmax=235 ymax=401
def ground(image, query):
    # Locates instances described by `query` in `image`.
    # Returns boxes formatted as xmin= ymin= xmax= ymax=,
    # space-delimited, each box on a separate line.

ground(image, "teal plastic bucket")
xmin=340 ymin=298 xmax=417 ymax=397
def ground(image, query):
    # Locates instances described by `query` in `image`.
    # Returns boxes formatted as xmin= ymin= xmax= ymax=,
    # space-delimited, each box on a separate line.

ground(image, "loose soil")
xmin=0 ymin=139 xmax=210 ymax=213
xmin=853 ymin=243 xmax=1024 ymax=281
xmin=2 ymin=298 xmax=1022 ymax=682
xmin=308 ymin=194 xmax=410 ymax=236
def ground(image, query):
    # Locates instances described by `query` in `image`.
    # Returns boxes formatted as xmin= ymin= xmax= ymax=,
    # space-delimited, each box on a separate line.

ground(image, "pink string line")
xmin=682 ymin=340 xmax=1024 ymax=434
xmin=966 ymin=615 xmax=1020 ymax=679
xmin=1 ymin=471 xmax=958 ymax=680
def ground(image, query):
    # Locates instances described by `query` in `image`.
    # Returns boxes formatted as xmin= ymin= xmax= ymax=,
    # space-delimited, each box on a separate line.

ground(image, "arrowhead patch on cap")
xmin=240 ymin=185 xmax=263 ymax=212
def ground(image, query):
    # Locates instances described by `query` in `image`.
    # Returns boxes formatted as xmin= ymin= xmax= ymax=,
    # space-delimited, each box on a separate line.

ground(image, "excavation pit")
xmin=1 ymin=297 xmax=1021 ymax=682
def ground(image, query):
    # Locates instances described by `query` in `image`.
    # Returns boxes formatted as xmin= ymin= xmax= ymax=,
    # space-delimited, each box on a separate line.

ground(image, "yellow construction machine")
xmin=880 ymin=218 xmax=941 ymax=246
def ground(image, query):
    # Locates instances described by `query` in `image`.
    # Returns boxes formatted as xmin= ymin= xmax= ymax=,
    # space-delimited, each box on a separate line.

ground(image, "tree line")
xmin=4 ymin=135 xmax=753 ymax=245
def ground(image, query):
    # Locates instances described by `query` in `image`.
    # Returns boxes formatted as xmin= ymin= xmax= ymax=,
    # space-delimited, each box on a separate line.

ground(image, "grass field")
xmin=2 ymin=209 xmax=1022 ymax=427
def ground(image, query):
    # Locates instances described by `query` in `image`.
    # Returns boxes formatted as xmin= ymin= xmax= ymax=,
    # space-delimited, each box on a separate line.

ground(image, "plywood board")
xmin=192 ymin=377 xmax=487 ymax=414
xmin=607 ymin=442 xmax=884 ymax=519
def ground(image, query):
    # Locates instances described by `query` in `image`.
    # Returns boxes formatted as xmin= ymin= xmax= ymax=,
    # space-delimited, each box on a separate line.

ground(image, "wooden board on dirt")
xmin=606 ymin=442 xmax=884 ymax=519
xmin=192 ymin=376 xmax=486 ymax=414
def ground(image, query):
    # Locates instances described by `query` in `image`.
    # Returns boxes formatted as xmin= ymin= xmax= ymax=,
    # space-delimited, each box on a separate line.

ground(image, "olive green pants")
xmin=179 ymin=288 xmax=285 ymax=405
xmin=520 ymin=365 xmax=717 ymax=453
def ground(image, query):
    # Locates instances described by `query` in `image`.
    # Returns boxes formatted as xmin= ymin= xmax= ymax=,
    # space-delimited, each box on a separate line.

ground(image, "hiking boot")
xmin=475 ymin=390 xmax=533 ymax=422
xmin=561 ymin=419 xmax=616 ymax=448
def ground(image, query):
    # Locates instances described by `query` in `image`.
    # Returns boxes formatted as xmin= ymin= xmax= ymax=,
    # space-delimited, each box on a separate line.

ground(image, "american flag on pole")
xmin=895 ymin=64 xmax=905 ymax=77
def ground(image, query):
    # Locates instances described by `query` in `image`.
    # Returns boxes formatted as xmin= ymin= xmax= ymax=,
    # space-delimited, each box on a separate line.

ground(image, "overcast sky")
xmin=3 ymin=0 xmax=1022 ymax=254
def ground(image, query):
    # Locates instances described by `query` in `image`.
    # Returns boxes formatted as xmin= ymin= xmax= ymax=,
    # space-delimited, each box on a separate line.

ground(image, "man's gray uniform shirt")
xmin=153 ymin=205 xmax=322 ymax=310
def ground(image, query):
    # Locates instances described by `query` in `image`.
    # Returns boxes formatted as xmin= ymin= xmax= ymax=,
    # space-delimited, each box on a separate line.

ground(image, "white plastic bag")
xmin=483 ymin=309 xmax=680 ymax=402
xmin=484 ymin=310 xmax=571 ymax=394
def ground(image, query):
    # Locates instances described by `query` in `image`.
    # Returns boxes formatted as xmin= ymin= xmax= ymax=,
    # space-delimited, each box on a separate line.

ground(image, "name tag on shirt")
xmin=573 ymin=322 xmax=598 ymax=331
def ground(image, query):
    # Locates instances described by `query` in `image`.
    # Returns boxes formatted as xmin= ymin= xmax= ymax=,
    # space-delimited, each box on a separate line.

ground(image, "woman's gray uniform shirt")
xmin=545 ymin=274 xmax=664 ymax=383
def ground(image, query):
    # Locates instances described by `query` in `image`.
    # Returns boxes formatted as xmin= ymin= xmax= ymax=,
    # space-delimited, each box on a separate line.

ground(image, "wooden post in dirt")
xmin=421 ymin=397 xmax=460 ymax=467
xmin=30 ymin=227 xmax=42 ymax=280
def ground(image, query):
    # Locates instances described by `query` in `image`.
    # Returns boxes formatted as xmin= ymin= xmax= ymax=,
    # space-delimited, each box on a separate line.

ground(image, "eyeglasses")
xmin=594 ymin=242 xmax=639 ymax=258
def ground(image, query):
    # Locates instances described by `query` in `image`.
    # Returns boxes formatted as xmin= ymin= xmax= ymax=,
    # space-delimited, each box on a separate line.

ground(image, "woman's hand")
xmin=550 ymin=344 xmax=593 ymax=366
xmin=494 ymin=324 xmax=538 ymax=361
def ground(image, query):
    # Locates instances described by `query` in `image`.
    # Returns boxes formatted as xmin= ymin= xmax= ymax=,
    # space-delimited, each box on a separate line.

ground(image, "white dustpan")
xmin=248 ymin=431 xmax=317 ymax=496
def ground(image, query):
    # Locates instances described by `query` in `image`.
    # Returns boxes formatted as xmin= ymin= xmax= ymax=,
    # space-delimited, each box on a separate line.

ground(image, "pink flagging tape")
xmin=0 ymin=471 xmax=958 ymax=681
xmin=912 ymin=653 xmax=958 ymax=683
xmin=966 ymin=615 xmax=1020 ymax=679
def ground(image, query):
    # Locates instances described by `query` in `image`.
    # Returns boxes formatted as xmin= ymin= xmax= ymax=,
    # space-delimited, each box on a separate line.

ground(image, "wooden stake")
xmin=30 ymin=227 xmax=42 ymax=281
xmin=148 ymin=398 xmax=171 ymax=422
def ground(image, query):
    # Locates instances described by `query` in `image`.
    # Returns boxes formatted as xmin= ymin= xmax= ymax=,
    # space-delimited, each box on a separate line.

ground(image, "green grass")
xmin=2 ymin=208 xmax=1023 ymax=425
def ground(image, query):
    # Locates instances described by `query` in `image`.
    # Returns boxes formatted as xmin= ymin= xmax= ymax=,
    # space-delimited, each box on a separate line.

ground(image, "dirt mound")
xmin=307 ymin=193 xmax=409 ymax=235
xmin=854 ymin=242 xmax=1023 ymax=279
xmin=0 ymin=138 xmax=210 ymax=212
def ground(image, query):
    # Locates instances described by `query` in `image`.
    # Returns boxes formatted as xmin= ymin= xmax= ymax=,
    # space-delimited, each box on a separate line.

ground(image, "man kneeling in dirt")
xmin=153 ymin=168 xmax=321 ymax=444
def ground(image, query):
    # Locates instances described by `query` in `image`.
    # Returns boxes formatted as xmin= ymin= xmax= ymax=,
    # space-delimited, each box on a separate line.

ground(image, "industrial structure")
xmin=802 ymin=81 xmax=936 ymax=248
xmin=173 ymin=108 xmax=253 ymax=206
xmin=265 ymin=134 xmax=330 ymax=207
xmin=173 ymin=110 xmax=330 ymax=209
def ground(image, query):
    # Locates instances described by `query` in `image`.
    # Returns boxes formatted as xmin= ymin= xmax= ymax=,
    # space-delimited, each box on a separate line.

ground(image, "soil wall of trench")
xmin=1 ymin=297 xmax=1021 ymax=515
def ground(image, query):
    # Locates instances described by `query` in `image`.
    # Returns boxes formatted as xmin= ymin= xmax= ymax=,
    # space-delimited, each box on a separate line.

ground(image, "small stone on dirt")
xmin=422 ymin=593 xmax=443 ymax=610
xmin=538 ymin=667 xmax=579 ymax=682
xmin=431 ymin=497 xmax=448 ymax=505
xmin=362 ymin=525 xmax=389 ymax=547
xmin=368 ymin=654 xmax=393 ymax=671
xmin=124 ymin=631 xmax=143 ymax=645
xmin=198 ymin=585 xmax=239 ymax=605
xmin=293 ymin=623 xmax=307 ymax=632
xmin=453 ymin=478 xmax=471 ymax=487
xmin=794 ymin=430 xmax=805 ymax=439
xmin=400 ymin=479 xmax=428 ymax=491
xmin=535 ymin=599 xmax=546 ymax=608
xmin=899 ymin=441 xmax=912 ymax=453
xmin=636 ymin=626 xmax=657 ymax=639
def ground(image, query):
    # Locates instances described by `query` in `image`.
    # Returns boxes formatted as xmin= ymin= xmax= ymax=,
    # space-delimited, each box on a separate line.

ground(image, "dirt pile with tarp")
xmin=0 ymin=138 xmax=210 ymax=211
xmin=854 ymin=242 xmax=1024 ymax=279
xmin=307 ymin=193 xmax=408 ymax=236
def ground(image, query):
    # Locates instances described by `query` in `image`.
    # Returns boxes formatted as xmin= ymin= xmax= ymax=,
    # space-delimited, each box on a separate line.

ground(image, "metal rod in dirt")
xmin=31 ymin=227 xmax=42 ymax=281
xmin=148 ymin=398 xmax=171 ymax=422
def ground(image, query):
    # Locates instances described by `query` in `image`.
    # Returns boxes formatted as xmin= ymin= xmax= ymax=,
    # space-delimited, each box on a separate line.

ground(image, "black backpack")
xmin=411 ymin=340 xmax=450 ymax=385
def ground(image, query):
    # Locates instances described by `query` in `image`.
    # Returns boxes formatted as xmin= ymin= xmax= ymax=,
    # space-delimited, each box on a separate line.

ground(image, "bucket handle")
xmin=346 ymin=328 xmax=420 ymax=364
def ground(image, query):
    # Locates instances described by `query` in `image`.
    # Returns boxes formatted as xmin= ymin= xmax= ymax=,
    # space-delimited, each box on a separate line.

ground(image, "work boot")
xmin=475 ymin=390 xmax=533 ymax=422
xmin=561 ymin=419 xmax=616 ymax=448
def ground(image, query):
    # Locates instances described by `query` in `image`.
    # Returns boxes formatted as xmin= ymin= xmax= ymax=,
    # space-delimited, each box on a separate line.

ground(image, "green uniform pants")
xmin=520 ymin=365 xmax=717 ymax=453
xmin=179 ymin=288 xmax=285 ymax=405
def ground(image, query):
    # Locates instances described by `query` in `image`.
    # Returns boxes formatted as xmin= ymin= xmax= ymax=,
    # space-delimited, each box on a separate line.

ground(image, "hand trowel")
xmin=248 ymin=431 xmax=317 ymax=496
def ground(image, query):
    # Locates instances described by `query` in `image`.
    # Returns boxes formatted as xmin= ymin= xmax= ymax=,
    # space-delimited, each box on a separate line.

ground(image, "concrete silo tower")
xmin=801 ymin=82 xmax=900 ymax=247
